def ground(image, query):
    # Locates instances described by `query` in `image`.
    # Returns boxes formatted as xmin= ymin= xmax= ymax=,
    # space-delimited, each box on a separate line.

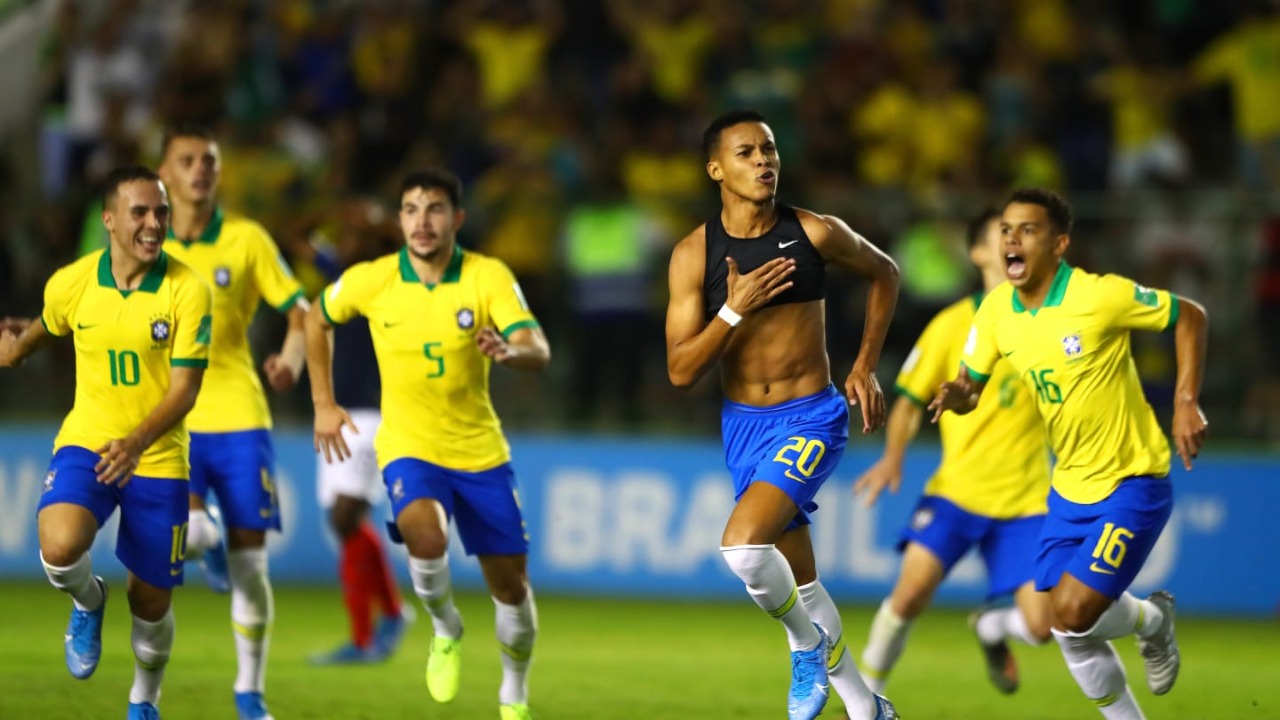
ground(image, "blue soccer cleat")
xmin=787 ymin=624 xmax=831 ymax=720
xmin=64 ymin=576 xmax=107 ymax=679
xmin=199 ymin=506 xmax=231 ymax=594
xmin=127 ymin=701 xmax=160 ymax=719
xmin=308 ymin=641 xmax=381 ymax=665
xmin=234 ymin=691 xmax=274 ymax=720
xmin=372 ymin=606 xmax=414 ymax=658
xmin=873 ymin=694 xmax=900 ymax=719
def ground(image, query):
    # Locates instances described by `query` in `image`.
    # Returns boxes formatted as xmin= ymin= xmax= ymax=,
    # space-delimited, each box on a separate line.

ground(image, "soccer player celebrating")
xmin=306 ymin=168 xmax=550 ymax=720
xmin=855 ymin=208 xmax=1053 ymax=694
xmin=0 ymin=166 xmax=211 ymax=720
xmin=665 ymin=109 xmax=901 ymax=720
xmin=158 ymin=124 xmax=307 ymax=720
xmin=932 ymin=188 xmax=1206 ymax=719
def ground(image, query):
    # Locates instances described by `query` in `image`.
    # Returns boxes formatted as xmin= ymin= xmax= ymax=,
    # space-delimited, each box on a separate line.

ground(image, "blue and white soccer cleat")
xmin=873 ymin=694 xmax=900 ymax=720
xmin=787 ymin=624 xmax=831 ymax=720
xmin=373 ymin=606 xmax=415 ymax=658
xmin=1138 ymin=590 xmax=1180 ymax=695
xmin=64 ymin=576 xmax=107 ymax=679
xmin=199 ymin=506 xmax=231 ymax=594
xmin=127 ymin=701 xmax=160 ymax=719
xmin=234 ymin=691 xmax=275 ymax=720
xmin=308 ymin=641 xmax=381 ymax=665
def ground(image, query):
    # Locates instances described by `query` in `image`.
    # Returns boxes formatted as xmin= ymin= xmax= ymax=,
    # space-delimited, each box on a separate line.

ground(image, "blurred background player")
xmin=0 ymin=166 xmax=210 ymax=720
xmin=665 ymin=110 xmax=901 ymax=720
xmin=157 ymin=124 xmax=307 ymax=720
xmin=933 ymin=188 xmax=1208 ymax=720
xmin=854 ymin=207 xmax=1053 ymax=694
xmin=298 ymin=198 xmax=412 ymax=664
xmin=306 ymin=167 xmax=551 ymax=720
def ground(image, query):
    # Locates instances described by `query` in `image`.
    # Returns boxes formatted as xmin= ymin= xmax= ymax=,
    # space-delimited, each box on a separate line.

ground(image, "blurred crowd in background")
xmin=0 ymin=0 xmax=1278 ymax=442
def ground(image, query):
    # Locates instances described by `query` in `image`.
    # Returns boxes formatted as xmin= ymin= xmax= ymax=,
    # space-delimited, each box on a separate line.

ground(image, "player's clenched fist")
xmin=724 ymin=256 xmax=795 ymax=315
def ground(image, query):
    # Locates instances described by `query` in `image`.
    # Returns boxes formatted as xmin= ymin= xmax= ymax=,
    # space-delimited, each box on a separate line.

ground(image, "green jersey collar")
xmin=97 ymin=249 xmax=168 ymax=295
xmin=1013 ymin=261 xmax=1073 ymax=315
xmin=398 ymin=244 xmax=463 ymax=288
xmin=166 ymin=207 xmax=224 ymax=244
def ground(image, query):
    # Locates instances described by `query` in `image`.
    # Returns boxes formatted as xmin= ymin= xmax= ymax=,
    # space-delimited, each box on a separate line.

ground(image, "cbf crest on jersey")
xmin=213 ymin=266 xmax=232 ymax=288
xmin=150 ymin=313 xmax=173 ymax=347
xmin=456 ymin=308 xmax=475 ymax=330
xmin=1063 ymin=333 xmax=1083 ymax=358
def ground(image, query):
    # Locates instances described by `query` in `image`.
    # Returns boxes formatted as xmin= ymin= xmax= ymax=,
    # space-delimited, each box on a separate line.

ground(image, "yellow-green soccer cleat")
xmin=499 ymin=703 xmax=533 ymax=720
xmin=426 ymin=636 xmax=462 ymax=703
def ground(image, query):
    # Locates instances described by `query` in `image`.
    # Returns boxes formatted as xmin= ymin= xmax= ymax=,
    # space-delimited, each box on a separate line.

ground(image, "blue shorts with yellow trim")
xmin=722 ymin=385 xmax=849 ymax=529
xmin=1035 ymin=476 xmax=1173 ymax=599
xmin=189 ymin=430 xmax=281 ymax=532
xmin=382 ymin=458 xmax=529 ymax=556
xmin=897 ymin=495 xmax=1044 ymax=599
xmin=38 ymin=447 xmax=189 ymax=589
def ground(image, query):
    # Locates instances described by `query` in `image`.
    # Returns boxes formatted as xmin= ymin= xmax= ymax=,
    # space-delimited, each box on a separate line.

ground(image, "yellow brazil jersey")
xmin=320 ymin=245 xmax=539 ymax=472
xmin=164 ymin=208 xmax=303 ymax=432
xmin=41 ymin=250 xmax=212 ymax=479
xmin=896 ymin=294 xmax=1050 ymax=518
xmin=963 ymin=263 xmax=1178 ymax=504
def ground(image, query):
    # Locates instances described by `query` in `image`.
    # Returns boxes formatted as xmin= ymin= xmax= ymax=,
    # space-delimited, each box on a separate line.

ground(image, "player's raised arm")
xmin=304 ymin=297 xmax=356 ymax=464
xmin=0 ymin=315 xmax=54 ymax=368
xmin=928 ymin=365 xmax=987 ymax=422
xmin=807 ymin=212 xmax=900 ymax=432
xmin=477 ymin=325 xmax=550 ymax=371
xmin=1171 ymin=295 xmax=1208 ymax=469
xmin=95 ymin=364 xmax=205 ymax=486
xmin=665 ymin=228 xmax=796 ymax=388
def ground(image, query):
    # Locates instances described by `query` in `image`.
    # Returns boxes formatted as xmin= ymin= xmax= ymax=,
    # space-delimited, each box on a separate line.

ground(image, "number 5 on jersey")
xmin=423 ymin=342 xmax=445 ymax=378
xmin=773 ymin=436 xmax=826 ymax=484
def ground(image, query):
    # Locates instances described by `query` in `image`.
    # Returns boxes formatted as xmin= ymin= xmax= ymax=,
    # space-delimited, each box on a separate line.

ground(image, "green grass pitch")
xmin=0 ymin=582 xmax=1276 ymax=719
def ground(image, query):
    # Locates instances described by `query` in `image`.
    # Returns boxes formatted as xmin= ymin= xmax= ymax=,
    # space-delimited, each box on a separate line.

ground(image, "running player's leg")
xmin=184 ymin=433 xmax=228 ymax=592
xmin=780 ymin=529 xmax=882 ymax=720
xmin=1041 ymin=479 xmax=1176 ymax=719
xmin=204 ymin=430 xmax=280 ymax=718
xmin=970 ymin=513 xmax=1052 ymax=694
xmin=37 ymin=447 xmax=114 ymax=680
xmin=115 ymin=472 xmax=188 ymax=718
xmin=454 ymin=462 xmax=536 ymax=718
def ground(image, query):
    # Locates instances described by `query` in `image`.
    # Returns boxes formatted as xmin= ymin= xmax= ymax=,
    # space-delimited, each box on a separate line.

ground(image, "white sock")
xmin=976 ymin=606 xmax=1046 ymax=646
xmin=41 ymin=552 xmax=104 ymax=612
xmin=228 ymin=548 xmax=272 ymax=694
xmin=799 ymin=579 xmax=878 ymax=720
xmin=493 ymin=589 xmax=537 ymax=706
xmin=860 ymin=599 xmax=911 ymax=693
xmin=1054 ymin=629 xmax=1145 ymax=719
xmin=720 ymin=545 xmax=820 ymax=651
xmin=1085 ymin=593 xmax=1165 ymax=640
xmin=129 ymin=609 xmax=175 ymax=704
xmin=409 ymin=555 xmax=463 ymax=639
xmin=185 ymin=509 xmax=221 ymax=560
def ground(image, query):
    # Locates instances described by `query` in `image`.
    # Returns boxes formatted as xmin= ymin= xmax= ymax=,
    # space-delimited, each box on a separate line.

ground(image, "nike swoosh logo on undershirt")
xmin=778 ymin=240 xmax=800 ymax=249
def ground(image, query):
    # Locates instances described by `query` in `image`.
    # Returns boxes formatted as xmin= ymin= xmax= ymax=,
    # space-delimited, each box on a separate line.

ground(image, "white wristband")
xmin=717 ymin=304 xmax=743 ymax=327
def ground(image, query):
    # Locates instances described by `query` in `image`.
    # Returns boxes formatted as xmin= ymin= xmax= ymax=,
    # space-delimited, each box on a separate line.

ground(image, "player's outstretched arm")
xmin=1171 ymin=295 xmax=1208 ymax=470
xmin=97 ymin=365 xmax=204 ymax=486
xmin=263 ymin=300 xmax=311 ymax=392
xmin=477 ymin=325 xmax=550 ymax=371
xmin=928 ymin=366 xmax=986 ymax=422
xmin=304 ymin=301 xmax=357 ymax=463
xmin=854 ymin=395 xmax=925 ymax=507
xmin=808 ymin=213 xmax=900 ymax=432
xmin=665 ymin=229 xmax=796 ymax=388
xmin=0 ymin=315 xmax=54 ymax=368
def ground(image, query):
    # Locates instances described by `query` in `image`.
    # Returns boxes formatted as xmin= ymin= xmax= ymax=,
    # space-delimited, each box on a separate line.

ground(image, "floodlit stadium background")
xmin=0 ymin=2 xmax=1277 ymax=718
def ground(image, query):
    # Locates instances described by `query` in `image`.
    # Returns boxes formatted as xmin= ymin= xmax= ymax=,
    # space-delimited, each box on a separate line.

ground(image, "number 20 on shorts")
xmin=773 ymin=436 xmax=826 ymax=484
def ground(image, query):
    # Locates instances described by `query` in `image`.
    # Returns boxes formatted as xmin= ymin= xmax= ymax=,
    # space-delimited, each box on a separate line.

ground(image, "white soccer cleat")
xmin=1137 ymin=590 xmax=1179 ymax=695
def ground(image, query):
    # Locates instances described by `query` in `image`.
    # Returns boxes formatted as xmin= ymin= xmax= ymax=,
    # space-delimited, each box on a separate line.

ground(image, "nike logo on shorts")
xmin=1089 ymin=562 xmax=1116 ymax=575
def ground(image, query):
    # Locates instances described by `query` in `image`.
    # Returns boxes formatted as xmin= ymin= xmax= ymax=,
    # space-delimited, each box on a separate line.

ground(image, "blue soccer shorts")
xmin=189 ymin=429 xmax=281 ymax=532
xmin=1035 ymin=476 xmax=1173 ymax=598
xmin=381 ymin=458 xmax=529 ymax=556
xmin=898 ymin=495 xmax=1045 ymax=599
xmin=721 ymin=384 xmax=850 ymax=529
xmin=38 ymin=446 xmax=189 ymax=589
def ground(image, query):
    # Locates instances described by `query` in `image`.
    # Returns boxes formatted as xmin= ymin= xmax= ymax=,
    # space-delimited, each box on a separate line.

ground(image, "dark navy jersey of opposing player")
xmin=703 ymin=203 xmax=826 ymax=320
